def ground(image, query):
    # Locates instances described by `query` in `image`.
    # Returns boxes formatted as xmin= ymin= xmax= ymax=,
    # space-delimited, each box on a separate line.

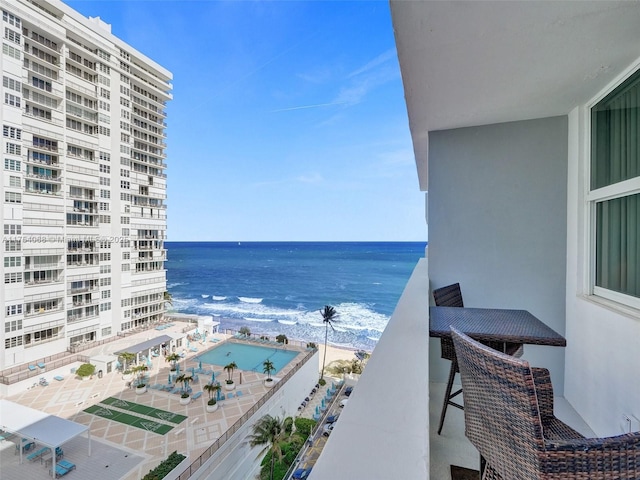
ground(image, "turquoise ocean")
xmin=166 ymin=242 xmax=426 ymax=352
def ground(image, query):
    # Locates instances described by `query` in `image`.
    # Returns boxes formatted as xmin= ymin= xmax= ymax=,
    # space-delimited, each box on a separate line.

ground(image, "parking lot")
xmin=289 ymin=384 xmax=353 ymax=477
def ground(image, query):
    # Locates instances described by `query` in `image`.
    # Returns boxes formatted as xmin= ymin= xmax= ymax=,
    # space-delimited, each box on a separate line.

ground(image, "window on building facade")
xmin=3 ymin=75 xmax=20 ymax=91
xmin=5 ymin=240 xmax=20 ymax=251
xmin=4 ymin=191 xmax=21 ymax=203
xmin=5 ymin=335 xmax=23 ymax=348
xmin=6 ymin=304 xmax=22 ymax=316
xmin=2 ymin=11 xmax=21 ymax=28
xmin=4 ymin=158 xmax=20 ymax=171
xmin=2 ymin=43 xmax=21 ymax=60
xmin=4 ymin=92 xmax=20 ymax=107
xmin=3 ymin=125 xmax=21 ymax=139
xmin=4 ymin=257 xmax=20 ymax=268
xmin=5 ymin=318 xmax=22 ymax=333
xmin=590 ymin=67 xmax=640 ymax=308
xmin=4 ymin=272 xmax=22 ymax=283
xmin=4 ymin=224 xmax=21 ymax=235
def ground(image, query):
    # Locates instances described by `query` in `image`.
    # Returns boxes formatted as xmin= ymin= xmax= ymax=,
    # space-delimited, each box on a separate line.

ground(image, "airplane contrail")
xmin=270 ymin=102 xmax=347 ymax=113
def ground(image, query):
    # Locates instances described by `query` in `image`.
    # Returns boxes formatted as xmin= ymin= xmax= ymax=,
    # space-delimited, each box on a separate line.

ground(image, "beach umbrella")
xmin=198 ymin=360 xmax=202 ymax=370
xmin=191 ymin=367 xmax=195 ymax=376
xmin=315 ymin=406 xmax=320 ymax=414
xmin=168 ymin=374 xmax=172 ymax=384
xmin=321 ymin=399 xmax=325 ymax=407
xmin=210 ymin=371 xmax=215 ymax=384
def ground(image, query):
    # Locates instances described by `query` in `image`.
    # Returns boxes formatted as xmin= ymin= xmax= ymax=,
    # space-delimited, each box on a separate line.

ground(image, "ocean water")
xmin=166 ymin=242 xmax=426 ymax=352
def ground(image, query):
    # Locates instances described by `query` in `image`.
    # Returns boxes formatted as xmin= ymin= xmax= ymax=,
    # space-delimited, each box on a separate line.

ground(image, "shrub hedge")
xmin=142 ymin=451 xmax=186 ymax=480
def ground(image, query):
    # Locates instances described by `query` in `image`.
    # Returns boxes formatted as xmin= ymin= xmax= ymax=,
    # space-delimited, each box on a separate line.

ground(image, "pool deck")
xmin=0 ymin=325 xmax=309 ymax=480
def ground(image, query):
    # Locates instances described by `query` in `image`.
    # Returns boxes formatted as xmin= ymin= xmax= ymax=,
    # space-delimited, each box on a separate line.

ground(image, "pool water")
xmin=196 ymin=342 xmax=298 ymax=374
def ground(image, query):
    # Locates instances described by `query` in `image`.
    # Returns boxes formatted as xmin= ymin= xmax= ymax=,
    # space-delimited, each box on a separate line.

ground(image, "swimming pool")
xmin=196 ymin=342 xmax=299 ymax=374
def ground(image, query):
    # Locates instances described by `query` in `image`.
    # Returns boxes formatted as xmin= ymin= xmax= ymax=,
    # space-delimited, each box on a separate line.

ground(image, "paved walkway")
xmin=0 ymin=325 xmax=308 ymax=480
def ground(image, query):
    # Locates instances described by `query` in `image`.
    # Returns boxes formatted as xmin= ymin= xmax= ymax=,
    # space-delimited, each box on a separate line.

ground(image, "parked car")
xmin=339 ymin=398 xmax=349 ymax=408
xmin=322 ymin=423 xmax=335 ymax=436
xmin=292 ymin=467 xmax=312 ymax=479
xmin=344 ymin=386 xmax=353 ymax=396
xmin=326 ymin=414 xmax=340 ymax=424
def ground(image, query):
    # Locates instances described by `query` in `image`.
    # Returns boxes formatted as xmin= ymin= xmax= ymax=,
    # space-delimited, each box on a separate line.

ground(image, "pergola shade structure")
xmin=114 ymin=334 xmax=174 ymax=356
xmin=0 ymin=399 xmax=90 ymax=477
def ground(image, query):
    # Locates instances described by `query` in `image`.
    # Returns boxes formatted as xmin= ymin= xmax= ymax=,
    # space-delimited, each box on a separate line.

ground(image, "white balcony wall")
xmin=428 ymin=116 xmax=569 ymax=394
xmin=565 ymin=105 xmax=640 ymax=437
xmin=309 ymin=258 xmax=430 ymax=480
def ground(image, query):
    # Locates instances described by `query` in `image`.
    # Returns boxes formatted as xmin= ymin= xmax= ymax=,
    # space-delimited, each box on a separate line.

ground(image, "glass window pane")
xmin=596 ymin=193 xmax=640 ymax=298
xmin=591 ymin=68 xmax=640 ymax=189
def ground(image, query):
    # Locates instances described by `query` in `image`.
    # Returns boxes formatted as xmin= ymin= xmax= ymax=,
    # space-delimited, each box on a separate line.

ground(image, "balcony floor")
xmin=429 ymin=381 xmax=596 ymax=479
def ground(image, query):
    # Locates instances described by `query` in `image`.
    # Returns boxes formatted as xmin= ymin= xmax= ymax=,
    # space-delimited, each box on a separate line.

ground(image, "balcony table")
xmin=429 ymin=306 xmax=566 ymax=348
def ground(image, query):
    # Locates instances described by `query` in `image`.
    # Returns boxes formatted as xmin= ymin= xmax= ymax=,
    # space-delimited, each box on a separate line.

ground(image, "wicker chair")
xmin=433 ymin=283 xmax=524 ymax=435
xmin=432 ymin=283 xmax=466 ymax=435
xmin=451 ymin=327 xmax=640 ymax=479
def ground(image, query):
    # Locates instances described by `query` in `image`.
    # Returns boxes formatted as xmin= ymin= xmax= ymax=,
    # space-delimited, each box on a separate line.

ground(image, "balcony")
xmin=26 ymin=172 xmax=62 ymax=182
xmin=309 ymin=258 xmax=595 ymax=479
xmin=67 ymin=312 xmax=99 ymax=324
xmin=68 ymin=285 xmax=98 ymax=295
xmin=24 ymin=261 xmax=63 ymax=271
xmin=24 ymin=304 xmax=63 ymax=318
xmin=25 ymin=277 xmax=62 ymax=287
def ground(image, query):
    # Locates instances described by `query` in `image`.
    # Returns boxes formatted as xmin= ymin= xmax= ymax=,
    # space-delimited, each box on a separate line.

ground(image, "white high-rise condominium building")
xmin=0 ymin=0 xmax=171 ymax=370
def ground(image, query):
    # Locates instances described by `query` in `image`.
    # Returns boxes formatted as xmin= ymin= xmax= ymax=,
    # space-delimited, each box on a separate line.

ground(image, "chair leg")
xmin=437 ymin=360 xmax=458 ymax=435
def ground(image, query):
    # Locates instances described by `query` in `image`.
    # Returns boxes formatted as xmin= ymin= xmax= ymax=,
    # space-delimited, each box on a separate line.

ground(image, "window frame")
xmin=586 ymin=61 xmax=640 ymax=311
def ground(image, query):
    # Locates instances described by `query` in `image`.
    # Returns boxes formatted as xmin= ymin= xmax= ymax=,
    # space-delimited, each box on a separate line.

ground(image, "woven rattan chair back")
xmin=432 ymin=283 xmax=463 ymax=362
xmin=432 ymin=283 xmax=465 ymax=434
xmin=451 ymin=327 xmax=545 ymax=479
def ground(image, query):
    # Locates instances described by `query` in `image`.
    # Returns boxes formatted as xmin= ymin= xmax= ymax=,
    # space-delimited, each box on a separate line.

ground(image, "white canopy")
xmin=114 ymin=334 xmax=173 ymax=355
xmin=0 ymin=399 xmax=90 ymax=476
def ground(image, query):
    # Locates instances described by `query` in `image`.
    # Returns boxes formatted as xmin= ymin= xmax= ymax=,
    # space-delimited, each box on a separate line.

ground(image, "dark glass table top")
xmin=429 ymin=306 xmax=566 ymax=347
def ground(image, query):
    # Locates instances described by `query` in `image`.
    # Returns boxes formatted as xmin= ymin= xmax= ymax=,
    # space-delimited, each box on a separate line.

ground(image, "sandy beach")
xmin=317 ymin=343 xmax=368 ymax=375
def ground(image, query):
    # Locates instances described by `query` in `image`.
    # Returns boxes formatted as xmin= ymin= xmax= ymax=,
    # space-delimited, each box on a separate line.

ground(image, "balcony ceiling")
xmin=390 ymin=1 xmax=640 ymax=189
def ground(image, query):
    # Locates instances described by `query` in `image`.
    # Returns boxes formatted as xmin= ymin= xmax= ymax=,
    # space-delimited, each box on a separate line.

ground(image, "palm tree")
xmin=165 ymin=352 xmax=180 ymax=371
xmin=224 ymin=361 xmax=237 ymax=385
xmin=248 ymin=414 xmax=286 ymax=480
xmin=119 ymin=351 xmax=136 ymax=374
xmin=263 ymin=359 xmax=275 ymax=382
xmin=203 ymin=382 xmax=221 ymax=406
xmin=319 ymin=305 xmax=338 ymax=381
xmin=131 ymin=364 xmax=149 ymax=387
xmin=163 ymin=290 xmax=173 ymax=307
xmin=175 ymin=373 xmax=193 ymax=395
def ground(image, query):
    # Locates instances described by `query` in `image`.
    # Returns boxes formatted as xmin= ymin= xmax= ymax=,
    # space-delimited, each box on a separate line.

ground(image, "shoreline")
xmin=209 ymin=314 xmax=379 ymax=354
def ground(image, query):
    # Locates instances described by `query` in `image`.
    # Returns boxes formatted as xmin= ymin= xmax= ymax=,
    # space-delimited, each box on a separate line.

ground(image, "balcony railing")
xmin=24 ymin=304 xmax=63 ymax=317
xmin=24 ymin=262 xmax=63 ymax=271
xmin=25 ymin=277 xmax=63 ymax=286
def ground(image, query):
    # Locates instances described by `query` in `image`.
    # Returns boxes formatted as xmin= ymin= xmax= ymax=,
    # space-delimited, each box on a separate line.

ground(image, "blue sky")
xmin=66 ymin=0 xmax=426 ymax=241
